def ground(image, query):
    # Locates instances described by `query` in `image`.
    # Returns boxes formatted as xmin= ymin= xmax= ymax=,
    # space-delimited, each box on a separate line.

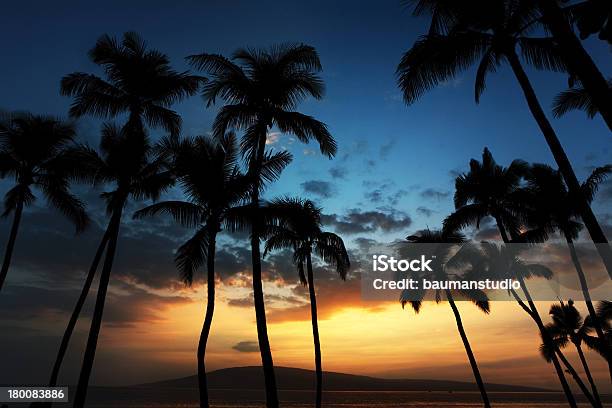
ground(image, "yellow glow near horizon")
xmin=97 ymin=281 xmax=611 ymax=392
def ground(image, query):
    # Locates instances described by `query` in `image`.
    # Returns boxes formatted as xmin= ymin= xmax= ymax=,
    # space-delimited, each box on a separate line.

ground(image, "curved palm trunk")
xmin=566 ymin=237 xmax=612 ymax=381
xmin=556 ymin=346 xmax=600 ymax=408
xmin=73 ymin=207 xmax=123 ymax=408
xmin=536 ymin=0 xmax=612 ymax=131
xmin=197 ymin=229 xmax=217 ymax=408
xmin=0 ymin=200 xmax=24 ymax=292
xmin=506 ymin=50 xmax=612 ymax=280
xmin=445 ymin=289 xmax=491 ymax=408
xmin=306 ymin=253 xmax=323 ymax=408
xmin=496 ymin=223 xmax=578 ymax=408
xmin=250 ymin=126 xmax=279 ymax=408
xmin=46 ymin=228 xmax=111 ymax=394
xmin=575 ymin=342 xmax=603 ymax=407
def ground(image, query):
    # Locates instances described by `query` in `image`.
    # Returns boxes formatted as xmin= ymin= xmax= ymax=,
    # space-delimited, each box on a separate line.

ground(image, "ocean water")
xmin=78 ymin=389 xmax=611 ymax=408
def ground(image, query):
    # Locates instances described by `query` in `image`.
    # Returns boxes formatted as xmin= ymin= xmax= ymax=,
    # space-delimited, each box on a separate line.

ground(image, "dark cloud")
xmin=329 ymin=166 xmax=347 ymax=180
xmin=416 ymin=206 xmax=435 ymax=217
xmin=420 ymin=188 xmax=450 ymax=201
xmin=322 ymin=209 xmax=411 ymax=235
xmin=232 ymin=341 xmax=260 ymax=353
xmin=300 ymin=180 xmax=336 ymax=198
xmin=473 ymin=227 xmax=501 ymax=241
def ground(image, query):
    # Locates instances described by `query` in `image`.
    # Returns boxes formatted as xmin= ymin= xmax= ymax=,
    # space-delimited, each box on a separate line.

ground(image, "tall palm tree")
xmin=70 ymin=123 xmax=173 ymax=408
xmin=552 ymin=79 xmax=612 ymax=120
xmin=263 ymin=198 xmax=350 ymax=408
xmin=187 ymin=43 xmax=336 ymax=408
xmin=61 ymin=32 xmax=203 ymax=135
xmin=524 ymin=163 xmax=612 ymax=381
xmin=134 ymin=133 xmax=291 ymax=408
xmin=0 ymin=113 xmax=88 ymax=292
xmin=397 ymin=0 xmax=612 ymax=280
xmin=544 ymin=300 xmax=603 ymax=407
xmin=402 ymin=229 xmax=492 ymax=408
xmin=444 ymin=150 xmax=578 ymax=407
xmin=535 ymin=0 xmax=612 ymax=130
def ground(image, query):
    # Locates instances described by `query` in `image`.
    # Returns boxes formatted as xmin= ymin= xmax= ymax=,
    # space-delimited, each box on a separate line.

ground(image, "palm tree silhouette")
xmin=134 ymin=133 xmax=292 ymax=408
xmin=444 ymin=149 xmax=577 ymax=406
xmin=552 ymin=79 xmax=612 ymax=120
xmin=61 ymin=32 xmax=203 ymax=136
xmin=187 ymin=43 xmax=336 ymax=408
xmin=524 ymin=163 xmax=612 ymax=381
xmin=535 ymin=0 xmax=612 ymax=130
xmin=70 ymin=123 xmax=174 ymax=408
xmin=543 ymin=300 xmax=603 ymax=407
xmin=401 ymin=229 xmax=491 ymax=408
xmin=475 ymin=242 xmax=596 ymax=407
xmin=444 ymin=147 xmax=528 ymax=241
xmin=397 ymin=0 xmax=612 ymax=280
xmin=263 ymin=198 xmax=349 ymax=408
xmin=0 ymin=113 xmax=88 ymax=292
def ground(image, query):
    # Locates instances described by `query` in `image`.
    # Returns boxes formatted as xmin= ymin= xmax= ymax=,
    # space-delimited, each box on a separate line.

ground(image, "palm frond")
xmin=133 ymin=201 xmax=204 ymax=227
xmin=273 ymin=111 xmax=336 ymax=158
xmin=175 ymin=225 xmax=209 ymax=286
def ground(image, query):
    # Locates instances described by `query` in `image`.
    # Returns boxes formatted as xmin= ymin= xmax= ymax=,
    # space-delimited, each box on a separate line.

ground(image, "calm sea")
xmin=77 ymin=389 xmax=611 ymax=408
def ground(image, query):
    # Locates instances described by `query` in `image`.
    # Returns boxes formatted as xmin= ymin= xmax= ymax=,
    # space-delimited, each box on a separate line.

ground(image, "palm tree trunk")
xmin=445 ymin=289 xmax=491 ymax=408
xmin=0 ymin=199 xmax=23 ymax=292
xmin=73 ymin=207 xmax=123 ymax=408
xmin=575 ymin=343 xmax=603 ymax=407
xmin=566 ymin=237 xmax=612 ymax=381
xmin=249 ymin=124 xmax=279 ymax=408
xmin=197 ymin=228 xmax=217 ymax=408
xmin=556 ymin=346 xmax=600 ymax=408
xmin=506 ymin=50 xmax=612 ymax=280
xmin=47 ymin=227 xmax=111 ymax=391
xmin=496 ymin=223 xmax=578 ymax=408
xmin=536 ymin=0 xmax=612 ymax=131
xmin=306 ymin=253 xmax=323 ymax=408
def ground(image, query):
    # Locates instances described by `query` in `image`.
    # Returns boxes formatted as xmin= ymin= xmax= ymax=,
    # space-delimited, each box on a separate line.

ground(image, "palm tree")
xmin=524 ymin=163 xmax=612 ymax=381
xmin=397 ymin=0 xmax=612 ymax=280
xmin=263 ymin=198 xmax=350 ymax=408
xmin=444 ymin=149 xmax=578 ymax=407
xmin=61 ymin=32 xmax=202 ymax=135
xmin=187 ymin=43 xmax=337 ymax=408
xmin=535 ymin=0 xmax=612 ymax=130
xmin=71 ymin=123 xmax=173 ymax=408
xmin=444 ymin=147 xmax=527 ymax=241
xmin=133 ymin=133 xmax=292 ymax=408
xmin=552 ymin=79 xmax=612 ymax=120
xmin=544 ymin=300 xmax=603 ymax=407
xmin=0 ymin=113 xmax=88 ymax=292
xmin=401 ymin=229 xmax=492 ymax=408
xmin=476 ymin=243 xmax=596 ymax=407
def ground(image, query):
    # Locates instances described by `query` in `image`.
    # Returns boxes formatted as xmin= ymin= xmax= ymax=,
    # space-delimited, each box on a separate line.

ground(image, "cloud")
xmin=301 ymin=180 xmax=336 ymax=198
xmin=329 ymin=166 xmax=347 ymax=180
xmin=416 ymin=206 xmax=435 ymax=217
xmin=420 ymin=188 xmax=450 ymax=201
xmin=265 ymin=132 xmax=282 ymax=145
xmin=232 ymin=341 xmax=260 ymax=353
xmin=379 ymin=139 xmax=396 ymax=159
xmin=322 ymin=209 xmax=411 ymax=235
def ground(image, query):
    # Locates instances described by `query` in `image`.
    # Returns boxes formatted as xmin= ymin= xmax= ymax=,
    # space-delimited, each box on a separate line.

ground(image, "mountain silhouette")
xmin=134 ymin=366 xmax=549 ymax=392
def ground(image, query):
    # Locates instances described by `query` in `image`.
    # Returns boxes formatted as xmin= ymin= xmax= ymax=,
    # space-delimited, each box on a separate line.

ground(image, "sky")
xmin=1 ymin=0 xmax=611 ymax=393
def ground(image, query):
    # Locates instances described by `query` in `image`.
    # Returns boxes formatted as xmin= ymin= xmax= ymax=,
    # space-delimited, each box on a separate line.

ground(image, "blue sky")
xmin=1 ymin=0 xmax=611 ymax=241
